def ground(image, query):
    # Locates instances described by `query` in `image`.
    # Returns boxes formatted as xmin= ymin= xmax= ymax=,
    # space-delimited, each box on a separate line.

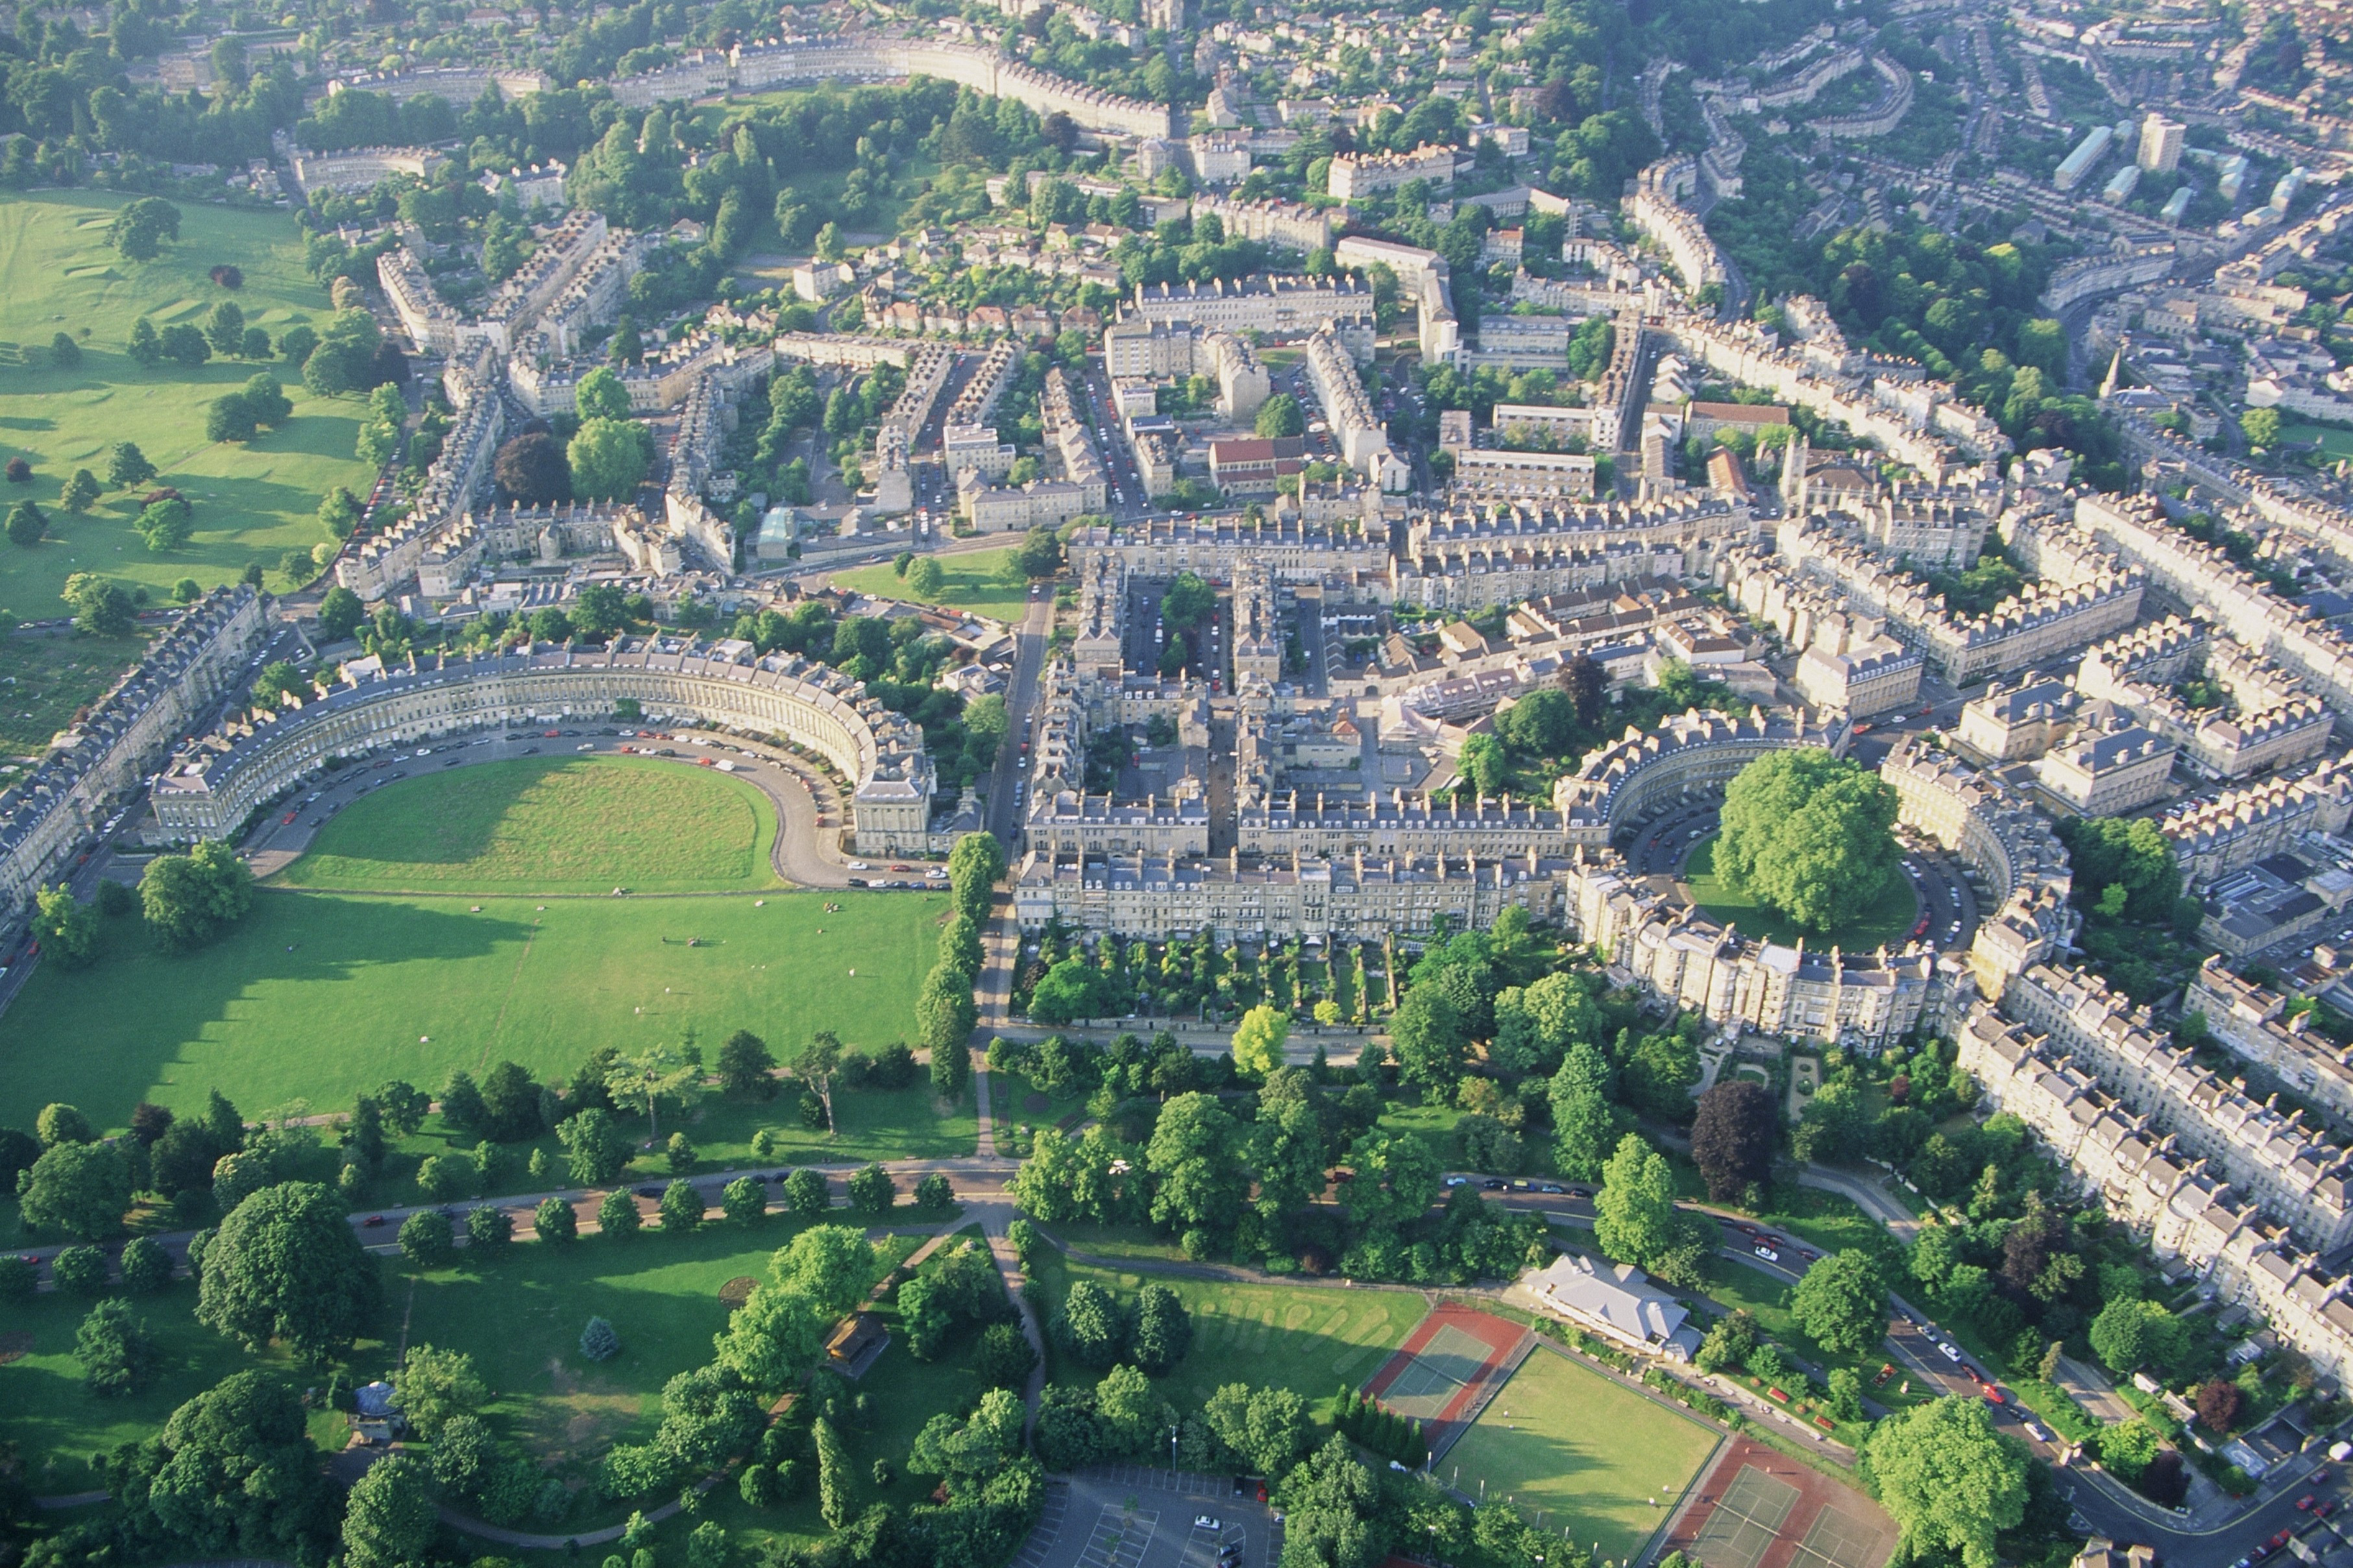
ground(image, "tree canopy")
xmin=1859 ymin=1396 xmax=2030 ymax=1568
xmin=1713 ymin=749 xmax=1902 ymax=932
xmin=195 ymin=1181 xmax=382 ymax=1359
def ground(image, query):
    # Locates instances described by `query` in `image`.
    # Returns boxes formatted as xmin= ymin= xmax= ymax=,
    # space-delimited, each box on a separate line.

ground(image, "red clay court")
xmin=1361 ymin=1305 xmax=1533 ymax=1457
xmin=1660 ymin=1438 xmax=1897 ymax=1568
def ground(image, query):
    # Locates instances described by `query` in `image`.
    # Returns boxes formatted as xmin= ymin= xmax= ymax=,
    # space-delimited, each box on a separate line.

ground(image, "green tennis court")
xmin=1383 ymin=1324 xmax=1496 ymax=1419
xmin=1689 ymin=1467 xmax=1799 ymax=1568
xmin=1790 ymin=1505 xmax=1894 ymax=1568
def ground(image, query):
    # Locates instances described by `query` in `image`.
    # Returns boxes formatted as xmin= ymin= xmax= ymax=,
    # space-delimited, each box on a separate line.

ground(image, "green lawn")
xmin=2284 ymin=422 xmax=2353 ymax=457
xmin=833 ymin=547 xmax=1031 ymax=624
xmin=274 ymin=758 xmax=785 ymax=894
xmin=1439 ymin=1346 xmax=1720 ymax=1563
xmin=0 ymin=886 xmax=946 ymax=1131
xmin=1035 ymin=1251 xmax=1427 ymax=1414
xmin=1681 ymin=834 xmax=1918 ymax=951
xmin=1696 ymin=1256 xmax=1920 ymax=1434
xmin=0 ymin=192 xmax=379 ymax=620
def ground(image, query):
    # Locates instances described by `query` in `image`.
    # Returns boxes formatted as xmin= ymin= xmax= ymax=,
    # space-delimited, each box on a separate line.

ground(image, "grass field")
xmin=833 ymin=548 xmax=1030 ymax=625
xmin=2284 ymin=422 xmax=2353 ymax=457
xmin=274 ymin=758 xmax=784 ymax=894
xmin=1440 ymin=1347 xmax=1720 ymax=1563
xmin=0 ymin=193 xmax=379 ymax=617
xmin=0 ymin=886 xmax=946 ymax=1131
xmin=1038 ymin=1253 xmax=1426 ymax=1412
xmin=1681 ymin=834 xmax=1918 ymax=951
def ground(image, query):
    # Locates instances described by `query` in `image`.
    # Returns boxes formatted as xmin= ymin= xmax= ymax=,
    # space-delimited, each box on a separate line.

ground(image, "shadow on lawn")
xmin=0 ymin=894 xmax=526 ymax=1129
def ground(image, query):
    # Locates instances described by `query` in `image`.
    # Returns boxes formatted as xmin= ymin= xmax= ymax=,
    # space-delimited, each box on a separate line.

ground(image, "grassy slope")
xmin=274 ymin=758 xmax=784 ymax=894
xmin=0 ymin=193 xmax=377 ymax=617
xmin=833 ymin=548 xmax=1030 ymax=625
xmin=1681 ymin=833 xmax=1918 ymax=951
xmin=1439 ymin=1346 xmax=1720 ymax=1562
xmin=0 ymin=886 xmax=945 ymax=1129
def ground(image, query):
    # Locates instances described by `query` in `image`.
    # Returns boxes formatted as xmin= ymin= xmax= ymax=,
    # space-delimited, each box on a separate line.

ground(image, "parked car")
xmin=1753 ymin=1245 xmax=1779 ymax=1262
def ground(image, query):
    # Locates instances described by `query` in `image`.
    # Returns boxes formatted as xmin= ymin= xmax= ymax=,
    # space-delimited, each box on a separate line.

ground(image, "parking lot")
xmin=1014 ymin=1468 xmax=1280 ymax=1568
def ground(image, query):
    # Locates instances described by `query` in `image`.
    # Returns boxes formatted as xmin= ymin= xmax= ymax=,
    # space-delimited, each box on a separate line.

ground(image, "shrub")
xmin=120 ymin=1235 xmax=173 ymax=1294
xmin=580 ymin=1316 xmax=621 ymax=1362
xmin=535 ymin=1196 xmax=578 ymax=1242
xmin=400 ymin=1209 xmax=456 ymax=1269
xmin=598 ymin=1190 xmax=640 ymax=1238
xmin=467 ymin=1205 xmax=514 ymax=1251
xmin=51 ymin=1244 xmax=110 ymax=1296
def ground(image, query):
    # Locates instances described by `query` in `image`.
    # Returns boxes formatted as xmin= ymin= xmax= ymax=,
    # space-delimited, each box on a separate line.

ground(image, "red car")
xmin=282 ymin=812 xmax=297 ymax=825
xmin=2298 ymin=1497 xmax=2316 ymax=1512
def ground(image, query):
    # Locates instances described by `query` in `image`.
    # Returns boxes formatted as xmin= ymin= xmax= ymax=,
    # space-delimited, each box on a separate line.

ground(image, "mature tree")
xmin=1254 ymin=392 xmax=1305 ymax=438
xmin=535 ymin=1195 xmax=579 ymax=1243
xmin=1252 ymin=1085 xmax=1327 ymax=1221
xmin=1389 ymin=984 xmax=1467 ymax=1092
xmin=51 ymin=331 xmax=82 ymax=369
xmin=1055 ymin=1280 xmax=1130 ymax=1368
xmin=797 ymin=1030 xmax=844 ymax=1133
xmin=783 ymin=1167 xmax=829 ymax=1215
xmin=1694 ymin=1307 xmax=1761 ymax=1373
xmin=774 ymin=1224 xmax=885 ymax=1315
xmin=660 ymin=1178 xmax=705 ymax=1232
xmin=103 ymin=1370 xmax=340 ymax=1557
xmin=2195 ymin=1379 xmax=2243 ymax=1434
xmin=494 ymin=431 xmax=571 ymax=503
xmin=724 ymin=1176 xmax=766 ymax=1225
xmin=1341 ymin=1129 xmax=1442 ymax=1233
xmin=160 ymin=323 xmax=211 ymax=368
xmin=139 ymin=840 xmax=253 ymax=950
xmin=568 ymin=416 xmax=650 ymax=500
xmin=1161 ymin=570 xmax=1215 ymax=630
xmin=395 ymin=1344 xmax=489 ymax=1438
xmin=108 ymin=197 xmax=182 ymax=260
xmin=557 ymin=1105 xmax=630 ymax=1185
xmin=611 ymin=1039 xmax=702 ymax=1142
xmin=1592 ymin=1133 xmax=1681 ymax=1273
xmin=1547 ymin=1042 xmax=1622 ymax=1180
xmin=32 ymin=884 xmax=98 ymax=967
xmin=128 ymin=316 xmax=165 ymax=368
xmin=57 ymin=466 xmax=100 ymax=514
xmin=717 ymin=1030 xmax=777 ymax=1098
xmin=1230 ymin=1004 xmax=1290 ymax=1078
xmin=78 ymin=1297 xmax=158 ymax=1395
xmin=906 ymin=555 xmax=945 ymax=597
xmin=63 ymin=572 xmax=136 ymax=635
xmin=196 ymin=1181 xmax=381 ymax=1358
xmin=342 ymin=1452 xmax=439 ymax=1568
xmin=1859 ymin=1397 xmax=2030 ymax=1568
xmin=1014 ymin=525 xmax=1063 ymax=579
xmin=106 ymin=441 xmax=158 ymax=490
xmin=1203 ymin=1382 xmax=1313 ymax=1478
xmin=38 ymin=1103 xmax=95 ymax=1148
xmin=1130 ymin=1283 xmax=1193 ymax=1373
xmin=847 ymin=1163 xmax=896 ymax=1215
xmin=2089 ymin=1296 xmax=2188 ymax=1379
xmin=1145 ymin=1092 xmax=1247 ymax=1235
xmin=576 ymin=366 xmax=633 ymax=422
xmin=910 ymin=1387 xmax=1027 ymax=1484
xmin=1028 ymin=956 xmax=1110 ymax=1024
xmin=2053 ymin=815 xmax=2183 ymax=925
xmin=122 ymin=1234 xmax=175 ymax=1294
xmin=597 ymin=1189 xmax=640 ymax=1237
xmin=300 ymin=308 xmax=383 ymax=397
xmin=814 ymin=1418 xmax=853 ymax=1529
xmin=477 ymin=1060 xmax=543 ymax=1142
xmin=1792 ymin=1250 xmax=1890 ymax=1355
xmin=317 ymin=585 xmax=365 ymax=642
xmin=1690 ymin=1079 xmax=1777 ymax=1201
xmin=1276 ymin=1434 xmax=1384 ymax=1568
xmin=5 ymin=499 xmax=44 ymax=548
xmin=18 ymin=1139 xmax=132 ymax=1238
xmin=1713 ymin=749 xmax=1903 ymax=932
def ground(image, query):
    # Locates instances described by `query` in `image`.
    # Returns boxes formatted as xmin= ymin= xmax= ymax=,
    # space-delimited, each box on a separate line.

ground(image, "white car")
xmin=846 ymin=861 xmax=870 ymax=871
xmin=1938 ymin=1342 xmax=1962 ymax=1363
xmin=1753 ymin=1244 xmax=1779 ymax=1262
xmin=1195 ymin=1517 xmax=1222 ymax=1532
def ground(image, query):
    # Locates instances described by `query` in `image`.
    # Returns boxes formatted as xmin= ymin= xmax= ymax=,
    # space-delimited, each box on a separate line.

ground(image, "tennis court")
xmin=1662 ymin=1440 xmax=1896 ymax=1568
xmin=1382 ymin=1324 xmax=1498 ymax=1421
xmin=1789 ymin=1504 xmax=1892 ymax=1568
xmin=1688 ymin=1467 xmax=1799 ymax=1568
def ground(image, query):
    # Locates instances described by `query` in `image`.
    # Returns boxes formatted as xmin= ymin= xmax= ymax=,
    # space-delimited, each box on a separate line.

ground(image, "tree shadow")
xmin=0 ymin=896 xmax=528 ymax=1130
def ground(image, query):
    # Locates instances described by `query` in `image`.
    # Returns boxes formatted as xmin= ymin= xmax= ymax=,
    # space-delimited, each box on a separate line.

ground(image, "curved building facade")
xmin=149 ymin=638 xmax=933 ymax=853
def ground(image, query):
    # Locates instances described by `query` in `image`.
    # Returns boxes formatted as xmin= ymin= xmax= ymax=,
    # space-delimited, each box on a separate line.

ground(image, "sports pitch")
xmin=0 ymin=762 xmax=943 ymax=1129
xmin=1383 ymin=1323 xmax=1499 ymax=1421
xmin=1675 ymin=1452 xmax=1896 ymax=1568
xmin=1439 ymin=1345 xmax=1721 ymax=1565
